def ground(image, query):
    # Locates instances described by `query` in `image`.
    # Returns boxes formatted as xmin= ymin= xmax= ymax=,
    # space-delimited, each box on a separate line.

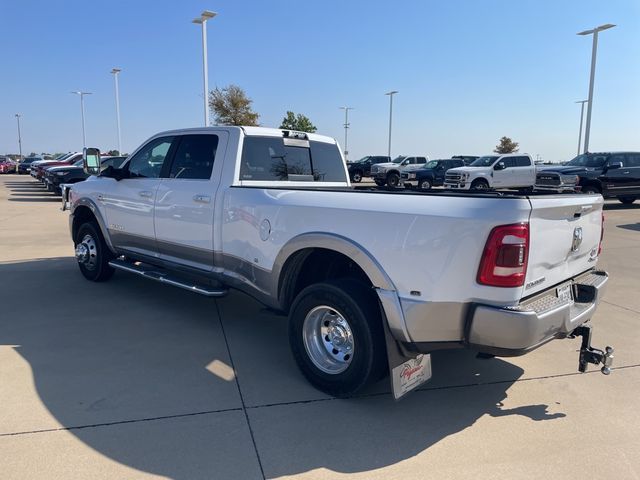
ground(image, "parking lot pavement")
xmin=1 ymin=174 xmax=639 ymax=479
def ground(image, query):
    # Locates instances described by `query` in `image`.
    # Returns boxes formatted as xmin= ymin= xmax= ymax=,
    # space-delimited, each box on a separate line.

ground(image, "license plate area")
xmin=556 ymin=283 xmax=573 ymax=303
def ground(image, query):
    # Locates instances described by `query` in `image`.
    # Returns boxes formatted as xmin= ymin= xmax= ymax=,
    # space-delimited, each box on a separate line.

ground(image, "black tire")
xmin=471 ymin=179 xmax=490 ymax=191
xmin=75 ymin=221 xmax=115 ymax=282
xmin=582 ymin=185 xmax=600 ymax=195
xmin=419 ymin=179 xmax=432 ymax=191
xmin=288 ymin=279 xmax=387 ymax=397
xmin=386 ymin=172 xmax=400 ymax=188
xmin=374 ymin=179 xmax=386 ymax=187
xmin=351 ymin=170 xmax=363 ymax=183
xmin=619 ymin=196 xmax=637 ymax=205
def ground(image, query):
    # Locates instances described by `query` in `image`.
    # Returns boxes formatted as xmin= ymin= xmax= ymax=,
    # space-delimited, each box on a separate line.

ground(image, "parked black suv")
xmin=539 ymin=152 xmax=640 ymax=204
xmin=401 ymin=158 xmax=466 ymax=190
xmin=347 ymin=155 xmax=391 ymax=182
xmin=44 ymin=156 xmax=127 ymax=194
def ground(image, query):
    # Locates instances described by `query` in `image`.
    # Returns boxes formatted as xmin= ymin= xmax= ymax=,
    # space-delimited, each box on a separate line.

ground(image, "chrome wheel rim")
xmin=353 ymin=173 xmax=362 ymax=182
xmin=75 ymin=234 xmax=98 ymax=270
xmin=420 ymin=180 xmax=431 ymax=190
xmin=302 ymin=306 xmax=354 ymax=374
xmin=475 ymin=182 xmax=488 ymax=190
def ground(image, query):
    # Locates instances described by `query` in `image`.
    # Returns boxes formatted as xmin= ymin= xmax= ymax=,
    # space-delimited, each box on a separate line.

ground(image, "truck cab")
xmin=444 ymin=153 xmax=536 ymax=191
xmin=401 ymin=158 xmax=466 ymax=190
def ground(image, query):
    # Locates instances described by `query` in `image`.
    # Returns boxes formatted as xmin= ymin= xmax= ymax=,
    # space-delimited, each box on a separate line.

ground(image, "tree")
xmin=106 ymin=150 xmax=120 ymax=156
xmin=209 ymin=84 xmax=259 ymax=126
xmin=279 ymin=111 xmax=317 ymax=133
xmin=494 ymin=136 xmax=519 ymax=154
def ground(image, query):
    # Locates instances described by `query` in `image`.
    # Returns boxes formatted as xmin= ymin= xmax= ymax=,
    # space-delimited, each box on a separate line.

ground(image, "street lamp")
xmin=111 ymin=68 xmax=122 ymax=154
xmin=577 ymin=23 xmax=616 ymax=153
xmin=70 ymin=91 xmax=92 ymax=148
xmin=15 ymin=114 xmax=23 ymax=161
xmin=575 ymin=99 xmax=588 ymax=156
xmin=339 ymin=106 xmax=353 ymax=161
xmin=193 ymin=10 xmax=217 ymax=127
xmin=385 ymin=91 xmax=398 ymax=158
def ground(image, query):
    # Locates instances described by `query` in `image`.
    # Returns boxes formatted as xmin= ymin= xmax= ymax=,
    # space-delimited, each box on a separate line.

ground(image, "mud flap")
xmin=383 ymin=320 xmax=432 ymax=400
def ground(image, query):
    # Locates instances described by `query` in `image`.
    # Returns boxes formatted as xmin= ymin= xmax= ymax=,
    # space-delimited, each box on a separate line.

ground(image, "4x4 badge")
xmin=571 ymin=227 xmax=583 ymax=252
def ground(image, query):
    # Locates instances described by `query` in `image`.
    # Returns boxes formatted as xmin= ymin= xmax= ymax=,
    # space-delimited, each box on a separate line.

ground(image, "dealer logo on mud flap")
xmin=571 ymin=227 xmax=583 ymax=252
xmin=392 ymin=354 xmax=432 ymax=400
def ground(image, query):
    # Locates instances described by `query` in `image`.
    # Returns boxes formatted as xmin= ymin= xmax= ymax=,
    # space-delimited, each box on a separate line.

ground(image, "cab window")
xmin=127 ymin=137 xmax=175 ymax=178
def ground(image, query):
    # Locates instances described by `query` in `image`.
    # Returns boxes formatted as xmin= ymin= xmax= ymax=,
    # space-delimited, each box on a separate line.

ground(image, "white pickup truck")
xmin=66 ymin=127 xmax=612 ymax=399
xmin=444 ymin=153 xmax=536 ymax=191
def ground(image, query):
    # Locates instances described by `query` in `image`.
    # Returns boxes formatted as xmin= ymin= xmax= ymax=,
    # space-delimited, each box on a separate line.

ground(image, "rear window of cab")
xmin=240 ymin=136 xmax=346 ymax=182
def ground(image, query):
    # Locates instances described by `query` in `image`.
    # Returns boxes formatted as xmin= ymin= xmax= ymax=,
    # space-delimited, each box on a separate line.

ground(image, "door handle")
xmin=193 ymin=194 xmax=211 ymax=203
xmin=138 ymin=191 xmax=153 ymax=198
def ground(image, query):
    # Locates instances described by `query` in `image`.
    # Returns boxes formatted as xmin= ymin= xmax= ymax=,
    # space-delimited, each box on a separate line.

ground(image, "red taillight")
xmin=477 ymin=223 xmax=529 ymax=288
xmin=598 ymin=212 xmax=605 ymax=255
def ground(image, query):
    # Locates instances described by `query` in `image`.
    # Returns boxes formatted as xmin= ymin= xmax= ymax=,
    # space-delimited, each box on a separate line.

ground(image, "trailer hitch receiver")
xmin=571 ymin=324 xmax=614 ymax=375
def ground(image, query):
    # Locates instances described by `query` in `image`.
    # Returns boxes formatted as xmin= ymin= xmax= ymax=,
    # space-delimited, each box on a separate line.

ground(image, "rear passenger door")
xmin=154 ymin=132 xmax=227 ymax=271
xmin=513 ymin=156 xmax=535 ymax=186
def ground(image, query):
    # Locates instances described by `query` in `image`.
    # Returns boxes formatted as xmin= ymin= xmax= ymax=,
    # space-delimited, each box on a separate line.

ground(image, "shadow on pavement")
xmin=1 ymin=257 xmax=566 ymax=479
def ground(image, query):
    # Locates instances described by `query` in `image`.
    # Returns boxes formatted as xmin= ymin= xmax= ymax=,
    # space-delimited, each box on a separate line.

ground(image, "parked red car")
xmin=0 ymin=157 xmax=17 ymax=174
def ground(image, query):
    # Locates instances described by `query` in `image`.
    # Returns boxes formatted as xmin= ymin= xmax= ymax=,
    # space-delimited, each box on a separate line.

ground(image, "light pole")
xmin=71 ymin=91 xmax=92 ymax=148
xmin=111 ymin=68 xmax=122 ymax=154
xmin=385 ymin=91 xmax=398 ymax=158
xmin=577 ymin=23 xmax=616 ymax=153
xmin=575 ymin=99 xmax=588 ymax=156
xmin=193 ymin=10 xmax=217 ymax=127
xmin=15 ymin=114 xmax=23 ymax=161
xmin=339 ymin=106 xmax=353 ymax=161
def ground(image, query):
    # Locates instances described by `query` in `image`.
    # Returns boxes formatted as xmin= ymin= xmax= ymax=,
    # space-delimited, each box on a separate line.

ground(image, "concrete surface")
xmin=1 ymin=174 xmax=639 ymax=479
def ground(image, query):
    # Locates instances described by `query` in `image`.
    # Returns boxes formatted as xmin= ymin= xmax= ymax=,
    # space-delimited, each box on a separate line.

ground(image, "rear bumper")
xmin=467 ymin=269 xmax=608 ymax=355
xmin=401 ymin=269 xmax=608 ymax=356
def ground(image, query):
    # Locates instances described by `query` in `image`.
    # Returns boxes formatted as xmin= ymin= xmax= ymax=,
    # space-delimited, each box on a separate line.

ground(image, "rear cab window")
xmin=238 ymin=135 xmax=348 ymax=186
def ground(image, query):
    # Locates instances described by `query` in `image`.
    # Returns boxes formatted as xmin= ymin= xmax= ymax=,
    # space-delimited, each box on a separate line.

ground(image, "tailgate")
xmin=524 ymin=194 xmax=603 ymax=297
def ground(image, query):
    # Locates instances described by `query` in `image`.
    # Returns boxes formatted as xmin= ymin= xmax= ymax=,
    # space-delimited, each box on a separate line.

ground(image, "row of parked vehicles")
xmin=24 ymin=152 xmax=127 ymax=194
xmin=347 ymin=152 xmax=640 ymax=204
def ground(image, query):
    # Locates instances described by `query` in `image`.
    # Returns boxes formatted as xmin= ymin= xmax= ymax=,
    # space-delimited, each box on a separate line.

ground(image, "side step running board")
xmin=108 ymin=259 xmax=227 ymax=298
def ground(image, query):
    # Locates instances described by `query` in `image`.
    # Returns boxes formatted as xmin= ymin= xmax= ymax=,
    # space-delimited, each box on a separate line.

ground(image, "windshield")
xmin=353 ymin=157 xmax=370 ymax=164
xmin=470 ymin=156 xmax=499 ymax=167
xmin=73 ymin=159 xmax=83 ymax=167
xmin=425 ymin=160 xmax=439 ymax=169
xmin=392 ymin=156 xmax=406 ymax=164
xmin=565 ymin=154 xmax=608 ymax=168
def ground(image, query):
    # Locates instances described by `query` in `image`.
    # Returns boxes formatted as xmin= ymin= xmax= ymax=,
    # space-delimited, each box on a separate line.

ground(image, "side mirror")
xmin=494 ymin=161 xmax=506 ymax=171
xmin=607 ymin=161 xmax=623 ymax=170
xmin=83 ymin=147 xmax=101 ymax=175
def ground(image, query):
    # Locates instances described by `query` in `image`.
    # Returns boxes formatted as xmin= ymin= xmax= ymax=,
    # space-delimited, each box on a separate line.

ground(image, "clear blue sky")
xmin=1 ymin=0 xmax=638 ymax=162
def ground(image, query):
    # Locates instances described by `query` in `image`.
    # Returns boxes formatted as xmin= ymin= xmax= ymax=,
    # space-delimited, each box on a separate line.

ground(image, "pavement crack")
xmin=602 ymin=300 xmax=640 ymax=315
xmin=215 ymin=300 xmax=266 ymax=480
xmin=0 ymin=407 xmax=242 ymax=438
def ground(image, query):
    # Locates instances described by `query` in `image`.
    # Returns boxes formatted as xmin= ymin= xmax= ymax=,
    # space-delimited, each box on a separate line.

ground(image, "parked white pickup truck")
xmin=444 ymin=153 xmax=536 ymax=191
xmin=66 ymin=127 xmax=612 ymax=399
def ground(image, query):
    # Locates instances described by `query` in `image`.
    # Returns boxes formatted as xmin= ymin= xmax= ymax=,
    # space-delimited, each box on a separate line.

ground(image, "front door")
xmin=101 ymin=136 xmax=177 ymax=258
xmin=154 ymin=132 xmax=227 ymax=271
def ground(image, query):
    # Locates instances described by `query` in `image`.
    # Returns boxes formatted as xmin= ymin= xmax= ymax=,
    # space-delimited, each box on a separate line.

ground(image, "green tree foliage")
xmin=279 ymin=111 xmax=317 ymax=133
xmin=209 ymin=84 xmax=259 ymax=126
xmin=494 ymin=136 xmax=519 ymax=154
xmin=106 ymin=150 xmax=120 ymax=156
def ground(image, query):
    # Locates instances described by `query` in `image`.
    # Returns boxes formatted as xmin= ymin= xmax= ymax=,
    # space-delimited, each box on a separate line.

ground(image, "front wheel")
xmin=75 ymin=221 xmax=115 ymax=282
xmin=471 ymin=179 xmax=490 ymax=191
xmin=386 ymin=172 xmax=400 ymax=188
xmin=582 ymin=186 xmax=600 ymax=195
xmin=288 ymin=279 xmax=387 ymax=397
xmin=619 ymin=196 xmax=637 ymax=205
xmin=419 ymin=179 xmax=432 ymax=191
xmin=374 ymin=179 xmax=386 ymax=187
xmin=351 ymin=171 xmax=362 ymax=183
